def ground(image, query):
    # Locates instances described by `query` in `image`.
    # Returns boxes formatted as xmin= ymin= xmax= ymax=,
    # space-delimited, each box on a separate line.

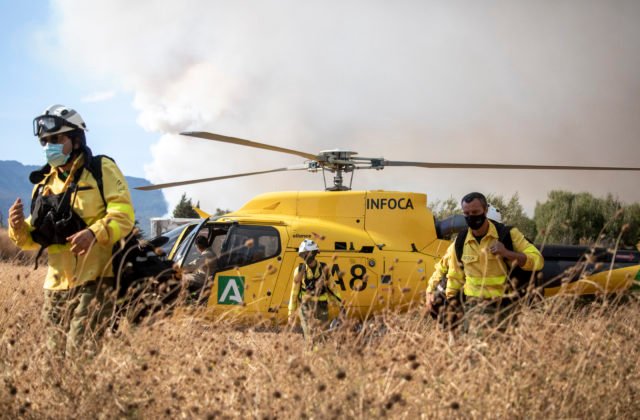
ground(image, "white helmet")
xmin=298 ymin=239 xmax=319 ymax=255
xmin=487 ymin=204 xmax=502 ymax=222
xmin=33 ymin=104 xmax=87 ymax=139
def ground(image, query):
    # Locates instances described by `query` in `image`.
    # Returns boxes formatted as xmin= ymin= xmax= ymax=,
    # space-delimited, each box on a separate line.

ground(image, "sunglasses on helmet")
xmin=33 ymin=115 xmax=79 ymax=138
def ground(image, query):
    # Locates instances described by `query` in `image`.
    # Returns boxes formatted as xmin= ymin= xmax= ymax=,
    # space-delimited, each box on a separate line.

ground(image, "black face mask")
xmin=465 ymin=214 xmax=487 ymax=230
xmin=303 ymin=252 xmax=316 ymax=264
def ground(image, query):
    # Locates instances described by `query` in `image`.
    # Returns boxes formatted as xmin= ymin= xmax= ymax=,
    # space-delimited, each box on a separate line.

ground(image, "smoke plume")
xmin=49 ymin=0 xmax=640 ymax=214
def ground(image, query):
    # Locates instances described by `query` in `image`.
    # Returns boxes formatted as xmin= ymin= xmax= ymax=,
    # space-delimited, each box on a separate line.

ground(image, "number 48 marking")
xmin=330 ymin=263 xmax=367 ymax=292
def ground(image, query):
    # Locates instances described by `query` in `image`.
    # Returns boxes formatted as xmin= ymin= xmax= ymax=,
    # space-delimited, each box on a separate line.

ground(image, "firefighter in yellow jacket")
xmin=437 ymin=192 xmax=543 ymax=332
xmin=426 ymin=204 xmax=504 ymax=318
xmin=7 ymin=104 xmax=135 ymax=357
xmin=288 ymin=239 xmax=342 ymax=343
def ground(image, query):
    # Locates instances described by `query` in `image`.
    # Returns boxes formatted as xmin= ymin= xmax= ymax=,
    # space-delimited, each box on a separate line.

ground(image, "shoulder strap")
xmin=327 ymin=288 xmax=342 ymax=302
xmin=30 ymin=184 xmax=44 ymax=209
xmin=83 ymin=155 xmax=116 ymax=207
xmin=454 ymin=222 xmax=515 ymax=263
xmin=492 ymin=221 xmax=514 ymax=252
xmin=29 ymin=165 xmax=52 ymax=205
xmin=454 ymin=230 xmax=467 ymax=264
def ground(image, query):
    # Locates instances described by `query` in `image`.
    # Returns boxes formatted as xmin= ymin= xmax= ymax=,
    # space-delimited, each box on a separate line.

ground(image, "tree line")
xmin=172 ymin=193 xmax=231 ymax=219
xmin=429 ymin=190 xmax=640 ymax=249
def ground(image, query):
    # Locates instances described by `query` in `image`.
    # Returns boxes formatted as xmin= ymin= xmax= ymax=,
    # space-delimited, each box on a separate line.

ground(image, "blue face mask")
xmin=43 ymin=143 xmax=70 ymax=167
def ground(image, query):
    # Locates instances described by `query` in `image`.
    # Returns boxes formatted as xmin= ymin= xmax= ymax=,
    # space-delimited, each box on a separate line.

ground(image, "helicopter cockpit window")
xmin=220 ymin=225 xmax=281 ymax=268
xmin=182 ymin=227 xmax=228 ymax=270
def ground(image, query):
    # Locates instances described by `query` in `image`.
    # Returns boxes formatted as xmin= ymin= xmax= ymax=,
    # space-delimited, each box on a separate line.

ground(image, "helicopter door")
xmin=210 ymin=225 xmax=284 ymax=314
xmin=380 ymin=257 xmax=428 ymax=310
xmin=172 ymin=218 xmax=210 ymax=266
xmin=177 ymin=222 xmax=229 ymax=302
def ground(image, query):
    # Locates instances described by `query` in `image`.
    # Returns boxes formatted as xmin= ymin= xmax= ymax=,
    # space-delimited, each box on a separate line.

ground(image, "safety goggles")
xmin=33 ymin=115 xmax=79 ymax=138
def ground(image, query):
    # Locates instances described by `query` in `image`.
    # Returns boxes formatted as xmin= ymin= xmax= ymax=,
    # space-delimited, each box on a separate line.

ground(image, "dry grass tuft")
xmin=1 ymin=261 xmax=639 ymax=418
xmin=0 ymin=229 xmax=37 ymax=265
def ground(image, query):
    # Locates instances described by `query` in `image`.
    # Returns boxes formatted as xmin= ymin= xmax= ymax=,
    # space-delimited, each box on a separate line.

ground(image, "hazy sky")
xmin=2 ymin=1 xmax=639 ymax=215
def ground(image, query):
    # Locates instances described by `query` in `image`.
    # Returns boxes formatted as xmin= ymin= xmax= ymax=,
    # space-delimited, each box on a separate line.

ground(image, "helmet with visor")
xmin=33 ymin=104 xmax=87 ymax=144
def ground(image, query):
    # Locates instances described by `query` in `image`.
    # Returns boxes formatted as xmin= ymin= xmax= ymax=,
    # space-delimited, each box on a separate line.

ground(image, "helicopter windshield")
xmin=177 ymin=223 xmax=228 ymax=267
xmin=177 ymin=223 xmax=281 ymax=271
xmin=218 ymin=225 xmax=281 ymax=268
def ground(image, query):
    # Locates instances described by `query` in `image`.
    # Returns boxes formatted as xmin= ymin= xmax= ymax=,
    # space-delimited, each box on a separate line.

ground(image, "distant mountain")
xmin=0 ymin=160 xmax=167 ymax=238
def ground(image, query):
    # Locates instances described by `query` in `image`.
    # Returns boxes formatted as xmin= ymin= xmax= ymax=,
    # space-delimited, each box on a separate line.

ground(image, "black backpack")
xmin=83 ymin=156 xmax=178 ymax=299
xmin=29 ymin=172 xmax=87 ymax=253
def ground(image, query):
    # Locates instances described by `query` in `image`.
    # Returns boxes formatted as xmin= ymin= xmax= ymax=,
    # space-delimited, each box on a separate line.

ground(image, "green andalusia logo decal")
xmin=217 ymin=276 xmax=245 ymax=305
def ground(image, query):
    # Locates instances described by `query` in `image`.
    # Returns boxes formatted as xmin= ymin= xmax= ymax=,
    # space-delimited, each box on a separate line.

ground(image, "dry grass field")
xmin=1 ymin=259 xmax=639 ymax=419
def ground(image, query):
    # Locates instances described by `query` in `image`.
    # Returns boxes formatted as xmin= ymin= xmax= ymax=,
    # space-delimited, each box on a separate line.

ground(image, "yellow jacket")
xmin=444 ymin=222 xmax=544 ymax=299
xmin=9 ymin=155 xmax=135 ymax=290
xmin=288 ymin=262 xmax=342 ymax=316
xmin=426 ymin=245 xmax=454 ymax=293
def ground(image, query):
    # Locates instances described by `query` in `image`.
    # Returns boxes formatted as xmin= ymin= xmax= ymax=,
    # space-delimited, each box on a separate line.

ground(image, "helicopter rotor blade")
xmin=382 ymin=160 xmax=640 ymax=171
xmin=181 ymin=131 xmax=318 ymax=161
xmin=135 ymin=165 xmax=308 ymax=191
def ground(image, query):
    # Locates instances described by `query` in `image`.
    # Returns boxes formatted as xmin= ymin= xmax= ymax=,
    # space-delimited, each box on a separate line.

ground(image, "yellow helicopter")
xmin=138 ymin=132 xmax=640 ymax=323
